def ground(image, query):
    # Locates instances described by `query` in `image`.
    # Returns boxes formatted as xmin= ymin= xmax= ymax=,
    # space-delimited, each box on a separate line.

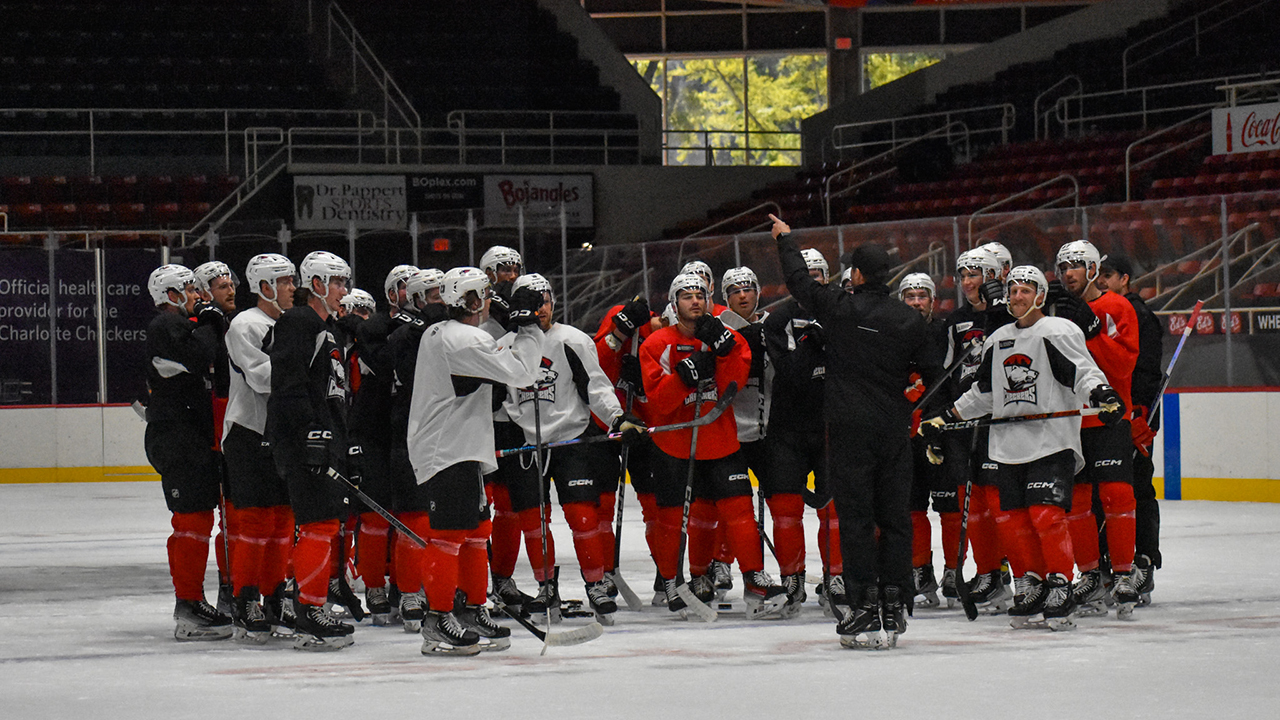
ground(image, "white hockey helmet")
xmin=245 ymin=253 xmax=296 ymax=297
xmin=720 ymin=266 xmax=759 ymax=302
xmin=1006 ymin=265 xmax=1049 ymax=312
xmin=1056 ymin=239 xmax=1106 ymax=282
xmin=839 ymin=267 xmax=853 ymax=288
xmin=479 ymin=245 xmax=523 ymax=276
xmin=300 ymin=251 xmax=351 ymax=299
xmin=679 ymin=260 xmax=714 ymax=288
xmin=956 ymin=248 xmax=1001 ymax=280
xmin=898 ymin=272 xmax=937 ymax=300
xmin=978 ymin=241 xmax=1012 ymax=275
xmin=147 ymin=264 xmax=195 ymax=308
xmin=801 ymin=248 xmax=829 ymax=280
xmin=439 ymin=267 xmax=490 ymax=312
xmin=340 ymin=288 xmax=376 ymax=313
xmin=513 ymin=272 xmax=553 ymax=298
xmin=406 ymin=268 xmax=444 ymax=305
xmin=661 ymin=302 xmax=678 ymax=326
xmin=383 ymin=264 xmax=419 ymax=303
xmin=668 ymin=271 xmax=710 ymax=305
xmin=193 ymin=261 xmax=232 ymax=293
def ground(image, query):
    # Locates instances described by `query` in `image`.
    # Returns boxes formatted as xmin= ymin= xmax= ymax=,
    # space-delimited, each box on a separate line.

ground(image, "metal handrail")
xmin=1057 ymin=71 xmax=1280 ymax=134
xmin=186 ymin=144 xmax=289 ymax=245
xmin=967 ymin=174 xmax=1079 ymax=247
xmin=830 ymin=103 xmax=1012 ymax=158
xmin=1208 ymin=233 xmax=1280 ymax=305
xmin=325 ymin=1 xmax=421 ymax=132
xmin=824 ymin=121 xmax=968 ymax=225
xmin=886 ymin=241 xmax=948 ymax=289
xmin=1034 ymin=75 xmax=1081 ymax=140
xmin=684 ymin=201 xmax=780 ymax=240
xmin=1122 ymin=0 xmax=1277 ymax=90
xmin=1150 ymin=223 xmax=1259 ymax=311
xmin=1124 ymin=108 xmax=1215 ymax=201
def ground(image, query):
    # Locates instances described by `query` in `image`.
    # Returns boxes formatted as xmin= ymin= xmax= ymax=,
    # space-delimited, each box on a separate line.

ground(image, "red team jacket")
xmin=639 ymin=324 xmax=750 ymax=461
xmin=1081 ymin=290 xmax=1139 ymax=430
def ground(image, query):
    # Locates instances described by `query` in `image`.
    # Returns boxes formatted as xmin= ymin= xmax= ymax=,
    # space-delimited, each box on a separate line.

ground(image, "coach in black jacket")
xmin=772 ymin=214 xmax=941 ymax=642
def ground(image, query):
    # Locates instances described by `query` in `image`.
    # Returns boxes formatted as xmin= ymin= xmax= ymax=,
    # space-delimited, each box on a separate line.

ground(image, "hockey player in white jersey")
xmin=501 ymin=273 xmax=645 ymax=624
xmin=407 ymin=267 xmax=545 ymax=655
xmin=221 ymin=253 xmax=297 ymax=642
xmin=920 ymin=266 xmax=1124 ymax=631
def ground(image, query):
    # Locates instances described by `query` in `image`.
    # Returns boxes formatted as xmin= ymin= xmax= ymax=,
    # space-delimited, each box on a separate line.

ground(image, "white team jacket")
xmin=503 ymin=323 xmax=622 ymax=444
xmin=223 ymin=306 xmax=275 ymax=440
xmin=953 ymin=315 xmax=1107 ymax=472
xmin=720 ymin=310 xmax=772 ymax=443
xmin=408 ymin=319 xmax=544 ymax=483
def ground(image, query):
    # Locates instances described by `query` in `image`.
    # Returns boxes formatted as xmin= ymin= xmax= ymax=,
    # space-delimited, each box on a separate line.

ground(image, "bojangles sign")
xmin=1213 ymin=102 xmax=1280 ymax=155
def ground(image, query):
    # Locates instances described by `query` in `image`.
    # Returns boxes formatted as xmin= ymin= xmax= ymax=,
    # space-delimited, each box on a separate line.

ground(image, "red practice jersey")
xmin=639 ymin=324 xmax=749 ymax=460
xmin=1082 ymin=290 xmax=1139 ymax=429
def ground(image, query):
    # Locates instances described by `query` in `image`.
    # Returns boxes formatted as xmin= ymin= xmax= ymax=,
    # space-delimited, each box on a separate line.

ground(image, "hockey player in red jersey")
xmin=1049 ymin=240 xmax=1141 ymax=618
xmin=145 ymin=264 xmax=233 ymax=641
xmin=922 ymin=265 xmax=1123 ymax=631
xmin=407 ymin=267 xmax=545 ymax=655
xmin=640 ymin=272 xmax=789 ymax=619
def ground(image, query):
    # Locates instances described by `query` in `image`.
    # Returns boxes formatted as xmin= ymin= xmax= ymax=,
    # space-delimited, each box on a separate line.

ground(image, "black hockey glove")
xmin=693 ymin=313 xmax=736 ymax=357
xmin=346 ymin=445 xmax=364 ymax=487
xmin=303 ymin=425 xmax=332 ymax=475
xmin=193 ymin=301 xmax=225 ymax=332
xmin=618 ymin=354 xmax=645 ymax=398
xmin=1045 ymin=279 xmax=1070 ymax=307
xmin=613 ymin=296 xmax=649 ymax=338
xmin=611 ymin=412 xmax=648 ymax=446
xmin=675 ymin=350 xmax=716 ymax=388
xmin=797 ymin=320 xmax=824 ymax=348
xmin=978 ymin=278 xmax=1005 ymax=306
xmin=917 ymin=408 xmax=958 ymax=440
xmin=1055 ymin=292 xmax=1102 ymax=339
xmin=489 ymin=280 xmax=513 ymax=327
xmin=1089 ymin=384 xmax=1125 ymax=426
xmin=507 ymin=286 xmax=544 ymax=329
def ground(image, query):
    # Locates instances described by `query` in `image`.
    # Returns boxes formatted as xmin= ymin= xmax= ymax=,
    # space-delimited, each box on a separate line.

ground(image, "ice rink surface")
xmin=2 ymin=481 xmax=1278 ymax=719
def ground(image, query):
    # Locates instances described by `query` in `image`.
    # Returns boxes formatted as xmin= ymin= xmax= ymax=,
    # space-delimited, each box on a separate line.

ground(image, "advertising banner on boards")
xmin=293 ymin=175 xmax=408 ymax=230
xmin=483 ymin=174 xmax=594 ymax=228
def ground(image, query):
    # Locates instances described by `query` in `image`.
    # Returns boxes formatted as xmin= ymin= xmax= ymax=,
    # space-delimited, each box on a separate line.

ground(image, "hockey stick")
xmin=495 ymin=382 xmax=738 ymax=458
xmin=489 ymin=594 xmax=604 ymax=647
xmin=1148 ymin=299 xmax=1204 ymax=419
xmin=910 ymin=341 xmax=978 ymax=416
xmin=611 ymin=380 xmax=644 ymax=612
xmin=953 ymin=426 xmax=982 ymax=622
xmin=940 ymin=407 xmax=1103 ymax=432
xmin=672 ymin=381 xmax=719 ymax=623
xmin=326 ymin=468 xmax=427 ymax=548
xmin=530 ymin=386 xmax=557 ymax=655
xmin=756 ymin=486 xmax=778 ymax=560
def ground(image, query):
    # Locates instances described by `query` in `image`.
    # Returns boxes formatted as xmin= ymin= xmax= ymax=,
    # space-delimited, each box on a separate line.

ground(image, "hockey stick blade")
xmin=496 ymin=382 xmax=739 ymax=458
xmin=675 ymin=584 xmax=719 ymax=623
xmin=326 ymin=469 xmax=427 ymax=548
xmin=612 ymin=572 xmax=644 ymax=612
xmin=490 ymin=596 xmax=605 ymax=647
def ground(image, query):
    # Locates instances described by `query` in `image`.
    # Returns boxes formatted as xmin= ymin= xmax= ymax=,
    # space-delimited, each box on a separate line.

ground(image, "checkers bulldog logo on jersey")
xmin=959 ymin=328 xmax=985 ymax=381
xmin=1002 ymin=353 xmax=1039 ymax=405
xmin=516 ymin=357 xmax=558 ymax=405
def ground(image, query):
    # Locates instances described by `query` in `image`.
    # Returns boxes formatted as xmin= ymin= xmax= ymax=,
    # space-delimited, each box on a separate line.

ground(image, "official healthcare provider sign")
xmin=1212 ymin=102 xmax=1280 ymax=156
xmin=483 ymin=174 xmax=594 ymax=228
xmin=293 ymin=175 xmax=408 ymax=230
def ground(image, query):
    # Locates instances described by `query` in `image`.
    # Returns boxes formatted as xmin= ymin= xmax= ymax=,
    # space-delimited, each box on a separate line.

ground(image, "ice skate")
xmin=420 ymin=610 xmax=481 ymax=656
xmin=662 ymin=577 xmax=688 ymax=619
xmin=216 ymin=582 xmax=234 ymax=617
xmin=1007 ymin=573 xmax=1047 ymax=629
xmin=1134 ymin=554 xmax=1156 ymax=607
xmin=232 ymin=588 xmax=271 ymax=645
xmin=325 ymin=576 xmax=365 ymax=621
xmin=1112 ymin=569 xmax=1139 ymax=620
xmin=585 ymin=579 xmax=617 ymax=626
xmin=941 ymin=567 xmax=958 ymax=609
xmin=913 ymin=565 xmax=940 ymax=609
xmin=652 ymin=570 xmax=668 ymax=607
xmin=365 ymin=586 xmax=392 ymax=626
xmin=264 ymin=582 xmax=295 ymax=638
xmin=173 ymin=598 xmax=233 ymax=642
xmin=292 ymin=601 xmax=355 ymax=651
xmin=399 ymin=590 xmax=426 ymax=633
xmin=968 ymin=569 xmax=1012 ymax=614
xmin=742 ymin=570 xmax=788 ymax=620
xmin=600 ymin=571 xmax=619 ymax=599
xmin=1071 ymin=568 xmax=1108 ymax=618
xmin=710 ymin=559 xmax=734 ymax=598
xmin=823 ymin=573 xmax=847 ymax=619
xmin=490 ymin=574 xmax=533 ymax=618
xmin=880 ymin=585 xmax=907 ymax=648
xmin=780 ymin=572 xmax=807 ymax=619
xmin=1042 ymin=573 xmax=1076 ymax=631
xmin=688 ymin=573 xmax=716 ymax=604
xmin=527 ymin=567 xmax=562 ymax=624
xmin=837 ymin=586 xmax=882 ymax=649
xmin=456 ymin=604 xmax=511 ymax=651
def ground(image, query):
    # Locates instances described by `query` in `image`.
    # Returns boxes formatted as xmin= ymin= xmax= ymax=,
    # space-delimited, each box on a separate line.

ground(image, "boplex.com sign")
xmin=1212 ymin=102 xmax=1280 ymax=155
xmin=294 ymin=175 xmax=408 ymax=230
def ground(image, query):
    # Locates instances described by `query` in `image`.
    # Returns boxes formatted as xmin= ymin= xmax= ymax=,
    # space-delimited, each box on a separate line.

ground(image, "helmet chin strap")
xmin=164 ymin=288 xmax=186 ymax=310
xmin=1008 ymin=291 xmax=1047 ymax=321
xmin=261 ymin=280 xmax=283 ymax=315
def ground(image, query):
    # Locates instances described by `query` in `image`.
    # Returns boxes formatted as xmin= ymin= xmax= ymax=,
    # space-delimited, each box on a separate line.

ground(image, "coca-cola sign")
xmin=1213 ymin=103 xmax=1280 ymax=156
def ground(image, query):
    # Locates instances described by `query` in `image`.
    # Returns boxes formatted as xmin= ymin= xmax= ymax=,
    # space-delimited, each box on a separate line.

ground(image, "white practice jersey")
xmin=408 ymin=320 xmax=544 ymax=483
xmin=720 ymin=309 xmax=772 ymax=443
xmin=953 ymin=315 xmax=1107 ymax=472
xmin=503 ymin=323 xmax=622 ymax=444
xmin=222 ymin=306 xmax=275 ymax=439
